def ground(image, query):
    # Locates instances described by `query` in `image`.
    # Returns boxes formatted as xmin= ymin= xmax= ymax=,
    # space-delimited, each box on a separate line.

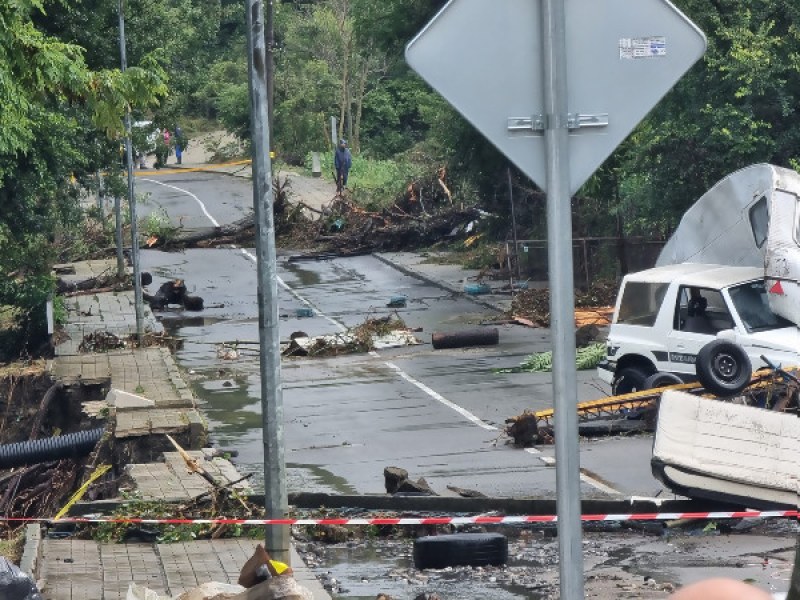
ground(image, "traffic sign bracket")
xmin=567 ymin=113 xmax=609 ymax=130
xmin=507 ymin=112 xmax=609 ymax=135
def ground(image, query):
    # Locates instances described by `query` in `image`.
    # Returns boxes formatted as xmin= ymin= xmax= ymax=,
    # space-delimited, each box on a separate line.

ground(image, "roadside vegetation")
xmin=3 ymin=0 xmax=800 ymax=361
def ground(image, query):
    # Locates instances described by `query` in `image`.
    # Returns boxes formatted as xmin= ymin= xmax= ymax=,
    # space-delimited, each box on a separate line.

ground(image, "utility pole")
xmin=118 ymin=0 xmax=144 ymax=340
xmin=246 ymin=0 xmax=289 ymax=565
xmin=266 ymin=0 xmax=275 ymax=149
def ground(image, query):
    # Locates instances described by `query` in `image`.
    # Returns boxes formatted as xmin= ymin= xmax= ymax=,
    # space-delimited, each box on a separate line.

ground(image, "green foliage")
xmin=306 ymin=152 xmax=416 ymax=208
xmin=495 ymin=343 xmax=607 ymax=374
xmin=140 ymin=207 xmax=179 ymax=244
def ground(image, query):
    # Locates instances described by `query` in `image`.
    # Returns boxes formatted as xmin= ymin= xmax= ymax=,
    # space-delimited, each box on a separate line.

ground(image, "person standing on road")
xmin=174 ymin=125 xmax=184 ymax=165
xmin=334 ymin=138 xmax=352 ymax=194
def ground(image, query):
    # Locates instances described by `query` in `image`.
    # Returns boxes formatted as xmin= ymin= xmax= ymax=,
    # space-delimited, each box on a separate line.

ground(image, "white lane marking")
xmin=580 ymin=472 xmax=623 ymax=496
xmin=537 ymin=453 xmax=623 ymax=494
xmin=239 ymin=249 xmax=345 ymax=332
xmin=141 ymin=178 xmax=220 ymax=227
xmin=382 ymin=360 xmax=498 ymax=432
xmin=241 ymin=252 xmax=499 ymax=434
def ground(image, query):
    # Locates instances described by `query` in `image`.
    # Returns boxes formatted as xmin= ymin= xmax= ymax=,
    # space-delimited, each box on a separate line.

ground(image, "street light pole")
xmin=246 ymin=0 xmax=290 ymax=564
xmin=118 ymin=0 xmax=144 ymax=340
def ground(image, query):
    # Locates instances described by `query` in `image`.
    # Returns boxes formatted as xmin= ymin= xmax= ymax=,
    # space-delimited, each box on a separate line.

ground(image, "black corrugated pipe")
xmin=0 ymin=428 xmax=105 ymax=470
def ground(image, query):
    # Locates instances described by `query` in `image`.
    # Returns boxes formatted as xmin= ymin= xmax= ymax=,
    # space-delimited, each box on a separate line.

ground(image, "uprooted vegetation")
xmin=143 ymin=170 xmax=484 ymax=255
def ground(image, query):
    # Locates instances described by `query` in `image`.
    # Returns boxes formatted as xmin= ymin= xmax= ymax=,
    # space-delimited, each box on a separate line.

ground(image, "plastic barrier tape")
xmin=0 ymin=511 xmax=796 ymax=526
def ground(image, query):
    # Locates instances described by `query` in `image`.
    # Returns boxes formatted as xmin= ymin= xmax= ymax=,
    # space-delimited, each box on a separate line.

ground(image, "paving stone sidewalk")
xmin=39 ymin=539 xmax=328 ymax=600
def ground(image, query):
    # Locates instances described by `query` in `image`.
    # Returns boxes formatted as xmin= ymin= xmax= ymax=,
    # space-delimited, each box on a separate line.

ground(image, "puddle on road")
xmin=308 ymin=538 xmax=543 ymax=600
xmin=283 ymin=261 xmax=323 ymax=286
xmin=188 ymin=372 xmax=354 ymax=495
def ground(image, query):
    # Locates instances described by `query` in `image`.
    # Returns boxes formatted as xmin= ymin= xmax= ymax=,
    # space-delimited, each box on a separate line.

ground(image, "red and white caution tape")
xmin=0 ymin=511 xmax=796 ymax=526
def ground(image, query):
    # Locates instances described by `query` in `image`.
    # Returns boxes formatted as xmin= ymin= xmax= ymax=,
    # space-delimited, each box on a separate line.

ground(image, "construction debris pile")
xmin=507 ymin=280 xmax=617 ymax=328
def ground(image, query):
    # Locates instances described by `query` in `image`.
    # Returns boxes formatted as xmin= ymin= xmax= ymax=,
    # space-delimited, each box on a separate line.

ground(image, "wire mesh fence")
xmin=507 ymin=237 xmax=666 ymax=288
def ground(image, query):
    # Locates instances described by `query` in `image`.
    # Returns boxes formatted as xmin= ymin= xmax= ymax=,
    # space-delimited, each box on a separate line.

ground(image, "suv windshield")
xmin=728 ymin=280 xmax=793 ymax=332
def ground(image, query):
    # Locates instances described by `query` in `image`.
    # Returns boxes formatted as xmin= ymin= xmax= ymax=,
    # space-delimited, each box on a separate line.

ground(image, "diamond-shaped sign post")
xmin=407 ymin=2 xmax=705 ymax=599
xmin=406 ymin=0 xmax=705 ymax=195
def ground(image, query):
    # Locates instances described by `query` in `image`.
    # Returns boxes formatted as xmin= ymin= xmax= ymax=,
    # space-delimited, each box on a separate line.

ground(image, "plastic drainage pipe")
xmin=431 ymin=328 xmax=500 ymax=350
xmin=0 ymin=428 xmax=105 ymax=470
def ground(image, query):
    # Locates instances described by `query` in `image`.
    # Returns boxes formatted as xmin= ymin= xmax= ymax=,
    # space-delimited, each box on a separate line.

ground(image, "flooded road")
xmin=141 ymin=246 xmax=612 ymax=497
xmin=135 ymin=171 xmax=795 ymax=599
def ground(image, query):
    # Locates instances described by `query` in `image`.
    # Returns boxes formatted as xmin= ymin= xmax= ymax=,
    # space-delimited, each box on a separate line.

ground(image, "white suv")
xmin=598 ymin=263 xmax=800 ymax=396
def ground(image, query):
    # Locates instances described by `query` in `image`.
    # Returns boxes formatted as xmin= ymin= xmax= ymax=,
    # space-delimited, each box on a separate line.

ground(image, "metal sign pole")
xmin=542 ymin=0 xmax=585 ymax=598
xmin=245 ymin=0 xmax=290 ymax=564
xmin=118 ymin=0 xmax=143 ymax=340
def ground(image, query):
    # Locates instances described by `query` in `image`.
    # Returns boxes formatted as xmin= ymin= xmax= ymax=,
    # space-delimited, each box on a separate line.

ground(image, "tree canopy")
xmin=4 ymin=0 xmax=800 ymax=356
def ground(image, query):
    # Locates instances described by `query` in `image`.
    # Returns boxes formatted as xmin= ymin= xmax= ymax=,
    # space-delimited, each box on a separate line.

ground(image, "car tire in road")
xmin=413 ymin=533 xmax=508 ymax=570
xmin=695 ymin=340 xmax=752 ymax=397
xmin=643 ymin=372 xmax=683 ymax=389
xmin=612 ymin=366 xmax=650 ymax=395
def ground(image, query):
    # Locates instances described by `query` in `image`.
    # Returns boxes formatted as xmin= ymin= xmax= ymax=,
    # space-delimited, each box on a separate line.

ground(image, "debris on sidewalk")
xmin=125 ymin=543 xmax=312 ymax=600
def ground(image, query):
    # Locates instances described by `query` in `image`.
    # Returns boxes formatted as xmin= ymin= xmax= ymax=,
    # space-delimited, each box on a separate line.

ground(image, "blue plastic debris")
xmin=296 ymin=307 xmax=314 ymax=318
xmin=464 ymin=283 xmax=491 ymax=295
xmin=387 ymin=295 xmax=407 ymax=308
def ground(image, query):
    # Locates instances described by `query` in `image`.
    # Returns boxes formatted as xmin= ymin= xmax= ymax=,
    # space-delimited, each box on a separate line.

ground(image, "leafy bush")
xmin=305 ymin=152 xmax=417 ymax=209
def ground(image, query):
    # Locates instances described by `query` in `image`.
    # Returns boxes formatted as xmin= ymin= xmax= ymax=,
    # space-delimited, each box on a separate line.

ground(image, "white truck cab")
xmin=598 ymin=263 xmax=800 ymax=394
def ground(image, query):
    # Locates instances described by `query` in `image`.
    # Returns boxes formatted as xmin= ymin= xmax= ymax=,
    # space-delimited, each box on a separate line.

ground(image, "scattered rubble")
xmin=144 ymin=279 xmax=204 ymax=311
xmin=282 ymin=316 xmax=420 ymax=357
xmin=383 ymin=467 xmax=436 ymax=496
xmin=127 ymin=543 xmax=312 ymax=600
xmin=506 ymin=280 xmax=617 ymax=328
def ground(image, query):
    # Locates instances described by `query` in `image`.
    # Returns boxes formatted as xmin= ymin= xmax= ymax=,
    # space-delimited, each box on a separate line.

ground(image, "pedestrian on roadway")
xmin=334 ymin=138 xmax=352 ymax=194
xmin=174 ymin=125 xmax=184 ymax=165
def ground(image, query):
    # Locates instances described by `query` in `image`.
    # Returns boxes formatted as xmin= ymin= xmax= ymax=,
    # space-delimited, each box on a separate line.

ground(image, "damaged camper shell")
xmin=656 ymin=163 xmax=800 ymax=326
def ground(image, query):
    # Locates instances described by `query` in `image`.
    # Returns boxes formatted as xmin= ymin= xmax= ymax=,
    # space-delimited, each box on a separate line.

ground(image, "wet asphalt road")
xmin=136 ymin=172 xmax=667 ymax=499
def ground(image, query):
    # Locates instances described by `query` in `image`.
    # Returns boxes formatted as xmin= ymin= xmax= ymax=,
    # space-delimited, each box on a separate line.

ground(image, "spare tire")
xmin=643 ymin=372 xmax=683 ymax=389
xmin=413 ymin=533 xmax=508 ymax=570
xmin=695 ymin=340 xmax=752 ymax=397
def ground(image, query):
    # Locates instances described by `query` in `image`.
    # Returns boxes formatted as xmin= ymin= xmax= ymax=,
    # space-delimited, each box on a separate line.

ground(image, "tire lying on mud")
xmin=413 ymin=533 xmax=508 ymax=570
xmin=695 ymin=340 xmax=752 ymax=397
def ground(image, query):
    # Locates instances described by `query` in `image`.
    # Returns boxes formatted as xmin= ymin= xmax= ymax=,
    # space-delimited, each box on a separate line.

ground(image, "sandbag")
xmin=0 ymin=557 xmax=43 ymax=600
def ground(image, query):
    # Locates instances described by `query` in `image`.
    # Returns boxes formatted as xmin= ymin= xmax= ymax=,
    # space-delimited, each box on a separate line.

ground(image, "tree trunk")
xmin=352 ymin=59 xmax=368 ymax=153
xmin=614 ymin=175 xmax=629 ymax=276
xmin=336 ymin=1 xmax=351 ymax=141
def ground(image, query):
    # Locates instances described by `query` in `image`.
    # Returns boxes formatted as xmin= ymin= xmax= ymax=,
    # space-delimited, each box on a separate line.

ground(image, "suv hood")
xmin=744 ymin=326 xmax=800 ymax=357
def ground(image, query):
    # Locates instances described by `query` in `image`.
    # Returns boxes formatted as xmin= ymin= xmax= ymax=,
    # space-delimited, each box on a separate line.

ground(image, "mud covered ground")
xmin=295 ymin=519 xmax=798 ymax=599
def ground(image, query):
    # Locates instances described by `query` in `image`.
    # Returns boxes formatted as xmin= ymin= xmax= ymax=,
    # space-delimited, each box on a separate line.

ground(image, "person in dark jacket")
xmin=334 ymin=138 xmax=352 ymax=194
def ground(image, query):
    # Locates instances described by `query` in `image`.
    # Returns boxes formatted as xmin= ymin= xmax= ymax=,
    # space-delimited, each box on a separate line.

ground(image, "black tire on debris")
xmin=643 ymin=371 xmax=683 ymax=389
xmin=612 ymin=366 xmax=649 ymax=395
xmin=695 ymin=340 xmax=752 ymax=397
xmin=413 ymin=533 xmax=508 ymax=570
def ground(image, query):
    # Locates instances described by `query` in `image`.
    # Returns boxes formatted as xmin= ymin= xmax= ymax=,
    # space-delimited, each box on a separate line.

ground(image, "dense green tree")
xmin=0 ymin=0 xmax=167 ymax=357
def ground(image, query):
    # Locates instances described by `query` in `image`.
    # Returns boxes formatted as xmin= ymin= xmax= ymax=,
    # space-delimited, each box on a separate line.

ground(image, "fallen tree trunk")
xmin=165 ymin=213 xmax=256 ymax=247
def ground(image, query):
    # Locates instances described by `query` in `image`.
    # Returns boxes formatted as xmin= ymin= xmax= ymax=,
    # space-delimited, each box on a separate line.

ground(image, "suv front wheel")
xmin=612 ymin=366 xmax=650 ymax=395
